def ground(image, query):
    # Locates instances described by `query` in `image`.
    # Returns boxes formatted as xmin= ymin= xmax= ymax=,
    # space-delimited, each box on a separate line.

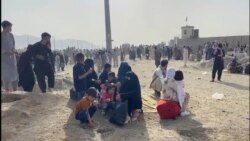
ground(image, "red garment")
xmin=100 ymin=84 xmax=113 ymax=102
xmin=101 ymin=91 xmax=113 ymax=102
xmin=156 ymin=99 xmax=181 ymax=119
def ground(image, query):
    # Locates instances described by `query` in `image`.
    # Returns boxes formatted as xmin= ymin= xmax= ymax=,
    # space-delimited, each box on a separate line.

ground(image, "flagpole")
xmin=54 ymin=36 xmax=56 ymax=50
xmin=186 ymin=16 xmax=188 ymax=26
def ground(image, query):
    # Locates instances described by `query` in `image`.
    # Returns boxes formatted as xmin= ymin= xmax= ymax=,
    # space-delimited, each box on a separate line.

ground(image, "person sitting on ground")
xmin=117 ymin=62 xmax=132 ymax=91
xmin=227 ymin=57 xmax=243 ymax=74
xmin=117 ymin=62 xmax=132 ymax=84
xmin=118 ymin=71 xmax=143 ymax=123
xmin=84 ymin=59 xmax=100 ymax=90
xmin=73 ymin=53 xmax=93 ymax=100
xmin=99 ymin=63 xmax=112 ymax=84
xmin=99 ymin=84 xmax=117 ymax=115
xmin=75 ymin=87 xmax=98 ymax=128
xmin=17 ymin=45 xmax=35 ymax=92
xmin=174 ymin=70 xmax=190 ymax=116
xmin=150 ymin=59 xmax=168 ymax=97
xmin=156 ymin=68 xmax=181 ymax=119
xmin=105 ymin=72 xmax=118 ymax=87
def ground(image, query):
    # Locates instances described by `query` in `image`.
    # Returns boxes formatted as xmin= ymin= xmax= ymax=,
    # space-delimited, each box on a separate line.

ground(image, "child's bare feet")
xmin=124 ymin=116 xmax=131 ymax=124
xmin=88 ymin=122 xmax=94 ymax=128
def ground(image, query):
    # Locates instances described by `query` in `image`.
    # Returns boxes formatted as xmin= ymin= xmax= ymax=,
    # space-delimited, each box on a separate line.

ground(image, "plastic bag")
xmin=212 ymin=93 xmax=224 ymax=100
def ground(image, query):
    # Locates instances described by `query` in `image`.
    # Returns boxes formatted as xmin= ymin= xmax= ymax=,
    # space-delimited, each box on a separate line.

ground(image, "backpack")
xmin=109 ymin=102 xmax=128 ymax=126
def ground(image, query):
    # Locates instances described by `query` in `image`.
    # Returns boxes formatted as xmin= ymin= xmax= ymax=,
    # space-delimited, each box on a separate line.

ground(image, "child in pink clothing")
xmin=99 ymin=84 xmax=117 ymax=114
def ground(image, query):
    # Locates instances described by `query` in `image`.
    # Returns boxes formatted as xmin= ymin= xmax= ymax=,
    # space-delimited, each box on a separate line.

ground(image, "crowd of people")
xmin=1 ymin=20 xmax=249 ymax=128
xmin=73 ymin=52 xmax=142 ymax=127
xmin=73 ymin=55 xmax=192 ymax=127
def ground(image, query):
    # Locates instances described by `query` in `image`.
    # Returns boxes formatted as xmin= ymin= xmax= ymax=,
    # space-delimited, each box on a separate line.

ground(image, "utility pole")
xmin=77 ymin=40 xmax=79 ymax=49
xmin=27 ymin=35 xmax=29 ymax=45
xmin=54 ymin=36 xmax=56 ymax=50
xmin=104 ymin=0 xmax=112 ymax=51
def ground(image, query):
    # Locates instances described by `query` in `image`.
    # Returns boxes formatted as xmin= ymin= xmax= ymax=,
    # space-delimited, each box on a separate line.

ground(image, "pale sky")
xmin=2 ymin=0 xmax=249 ymax=46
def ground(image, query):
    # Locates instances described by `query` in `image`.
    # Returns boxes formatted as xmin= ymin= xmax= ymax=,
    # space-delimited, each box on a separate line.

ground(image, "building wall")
xmin=181 ymin=27 xmax=194 ymax=39
xmin=168 ymin=39 xmax=175 ymax=47
xmin=176 ymin=35 xmax=250 ymax=53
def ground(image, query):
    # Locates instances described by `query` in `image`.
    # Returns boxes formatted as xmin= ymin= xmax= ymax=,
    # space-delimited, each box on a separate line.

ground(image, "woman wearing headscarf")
xmin=156 ymin=68 xmax=181 ymax=119
xmin=84 ymin=59 xmax=99 ymax=89
xmin=117 ymin=62 xmax=132 ymax=84
xmin=117 ymin=62 xmax=132 ymax=92
xmin=118 ymin=71 xmax=142 ymax=123
xmin=17 ymin=45 xmax=35 ymax=92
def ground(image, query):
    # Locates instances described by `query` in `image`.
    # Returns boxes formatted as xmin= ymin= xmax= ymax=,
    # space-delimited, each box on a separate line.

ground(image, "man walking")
xmin=31 ymin=32 xmax=55 ymax=93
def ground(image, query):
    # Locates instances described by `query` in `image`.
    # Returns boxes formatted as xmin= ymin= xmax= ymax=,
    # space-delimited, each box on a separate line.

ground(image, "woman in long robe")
xmin=117 ymin=62 xmax=132 ymax=85
xmin=17 ymin=45 xmax=35 ymax=92
xmin=119 ymin=71 xmax=142 ymax=122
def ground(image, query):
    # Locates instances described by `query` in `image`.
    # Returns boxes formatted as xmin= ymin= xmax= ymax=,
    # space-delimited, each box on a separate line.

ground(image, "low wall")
xmin=177 ymin=35 xmax=250 ymax=53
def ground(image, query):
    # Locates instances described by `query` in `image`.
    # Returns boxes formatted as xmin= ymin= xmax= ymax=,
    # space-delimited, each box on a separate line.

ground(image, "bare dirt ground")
xmin=1 ymin=58 xmax=249 ymax=141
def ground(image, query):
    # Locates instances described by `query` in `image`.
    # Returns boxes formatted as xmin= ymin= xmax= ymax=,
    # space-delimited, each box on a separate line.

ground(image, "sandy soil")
xmin=1 ymin=58 xmax=249 ymax=141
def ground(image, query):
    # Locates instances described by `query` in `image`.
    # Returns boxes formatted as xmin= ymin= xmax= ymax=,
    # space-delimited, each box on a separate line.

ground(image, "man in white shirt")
xmin=150 ymin=59 xmax=168 ymax=97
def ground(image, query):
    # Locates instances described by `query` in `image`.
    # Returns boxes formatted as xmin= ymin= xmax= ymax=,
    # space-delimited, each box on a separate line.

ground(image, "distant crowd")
xmin=1 ymin=20 xmax=249 ymax=128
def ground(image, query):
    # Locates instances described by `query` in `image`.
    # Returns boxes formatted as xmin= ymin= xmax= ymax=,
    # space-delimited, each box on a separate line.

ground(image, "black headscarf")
xmin=117 ymin=62 xmax=132 ymax=84
xmin=84 ymin=59 xmax=94 ymax=71
xmin=120 ymin=71 xmax=141 ymax=99
xmin=84 ymin=59 xmax=98 ymax=89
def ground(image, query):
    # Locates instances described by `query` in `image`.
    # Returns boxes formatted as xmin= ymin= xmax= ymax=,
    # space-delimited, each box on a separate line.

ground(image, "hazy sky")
xmin=2 ymin=0 xmax=249 ymax=46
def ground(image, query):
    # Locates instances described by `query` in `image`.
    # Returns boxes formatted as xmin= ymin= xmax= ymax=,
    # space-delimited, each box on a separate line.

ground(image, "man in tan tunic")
xmin=1 ymin=20 xmax=18 ymax=92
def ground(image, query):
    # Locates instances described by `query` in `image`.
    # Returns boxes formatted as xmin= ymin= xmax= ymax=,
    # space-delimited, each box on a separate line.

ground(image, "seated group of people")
xmin=227 ymin=57 xmax=244 ymax=74
xmin=73 ymin=53 xmax=142 ymax=127
xmin=150 ymin=59 xmax=190 ymax=119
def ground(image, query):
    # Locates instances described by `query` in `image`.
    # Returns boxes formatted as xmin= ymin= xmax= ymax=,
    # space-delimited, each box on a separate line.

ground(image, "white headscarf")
xmin=176 ymin=80 xmax=185 ymax=109
xmin=166 ymin=68 xmax=176 ymax=79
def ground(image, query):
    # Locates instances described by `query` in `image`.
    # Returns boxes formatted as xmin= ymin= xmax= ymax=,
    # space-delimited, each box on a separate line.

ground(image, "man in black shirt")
xmin=31 ymin=32 xmax=54 ymax=93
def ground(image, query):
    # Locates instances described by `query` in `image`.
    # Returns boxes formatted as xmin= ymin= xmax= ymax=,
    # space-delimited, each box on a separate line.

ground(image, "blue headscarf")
xmin=117 ymin=62 xmax=132 ymax=84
